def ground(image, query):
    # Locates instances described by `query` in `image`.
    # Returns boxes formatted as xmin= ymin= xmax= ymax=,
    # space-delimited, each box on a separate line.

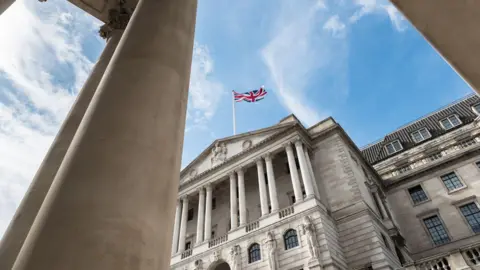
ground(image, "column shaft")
xmin=304 ymin=149 xmax=320 ymax=199
xmin=12 ymin=0 xmax=198 ymax=268
xmin=256 ymin=159 xmax=269 ymax=216
xmin=204 ymin=185 xmax=213 ymax=240
xmin=295 ymin=141 xmax=314 ymax=197
xmin=265 ymin=155 xmax=279 ymax=211
xmin=171 ymin=201 xmax=182 ymax=254
xmin=178 ymin=198 xmax=189 ymax=252
xmin=286 ymin=143 xmax=303 ymax=202
xmin=237 ymin=169 xmax=247 ymax=226
xmin=229 ymin=174 xmax=238 ymax=230
xmin=374 ymin=191 xmax=388 ymax=220
xmin=195 ymin=188 xmax=205 ymax=244
xmin=0 ymin=30 xmax=124 ymax=270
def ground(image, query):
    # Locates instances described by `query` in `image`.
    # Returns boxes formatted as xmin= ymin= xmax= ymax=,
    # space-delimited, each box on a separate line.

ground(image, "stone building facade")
xmin=170 ymin=94 xmax=480 ymax=270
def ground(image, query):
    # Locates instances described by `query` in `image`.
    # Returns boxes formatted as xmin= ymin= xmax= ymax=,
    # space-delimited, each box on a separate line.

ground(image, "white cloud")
xmin=349 ymin=0 xmax=406 ymax=31
xmin=186 ymin=43 xmax=224 ymax=131
xmin=323 ymin=15 xmax=346 ymax=37
xmin=0 ymin=0 xmax=102 ymax=236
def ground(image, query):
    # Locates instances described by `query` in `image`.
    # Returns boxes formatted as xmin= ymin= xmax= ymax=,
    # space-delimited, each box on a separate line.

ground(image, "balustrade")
xmin=181 ymin=249 xmax=192 ymax=259
xmin=278 ymin=206 xmax=295 ymax=219
xmin=463 ymin=245 xmax=480 ymax=266
xmin=245 ymin=220 xmax=259 ymax=232
xmin=416 ymin=257 xmax=451 ymax=270
xmin=208 ymin=234 xmax=228 ymax=248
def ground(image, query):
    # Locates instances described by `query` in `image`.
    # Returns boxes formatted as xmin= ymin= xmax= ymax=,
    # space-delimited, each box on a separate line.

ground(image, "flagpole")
xmin=232 ymin=90 xmax=237 ymax=135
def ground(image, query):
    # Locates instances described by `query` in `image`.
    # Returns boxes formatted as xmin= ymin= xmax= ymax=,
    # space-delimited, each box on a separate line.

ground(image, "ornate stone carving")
xmin=211 ymin=142 xmax=227 ymax=166
xmin=242 ymin=139 xmax=252 ymax=150
xmin=211 ymin=250 xmax=221 ymax=262
xmin=99 ymin=0 xmax=134 ymax=39
xmin=229 ymin=245 xmax=241 ymax=270
xmin=189 ymin=169 xmax=197 ymax=178
xmin=264 ymin=231 xmax=278 ymax=270
xmin=301 ymin=216 xmax=320 ymax=260
xmin=193 ymin=259 xmax=203 ymax=270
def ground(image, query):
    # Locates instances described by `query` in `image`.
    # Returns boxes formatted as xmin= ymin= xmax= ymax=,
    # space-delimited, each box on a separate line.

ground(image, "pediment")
xmin=180 ymin=122 xmax=296 ymax=183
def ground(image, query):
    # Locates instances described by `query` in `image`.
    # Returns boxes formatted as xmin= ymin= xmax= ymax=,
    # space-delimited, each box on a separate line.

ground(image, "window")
xmin=212 ymin=197 xmax=217 ymax=210
xmin=460 ymin=202 xmax=480 ymax=233
xmin=185 ymin=241 xmax=191 ymax=250
xmin=440 ymin=172 xmax=464 ymax=192
xmin=472 ymin=103 xmax=480 ymax=114
xmin=408 ymin=185 xmax=428 ymax=204
xmin=385 ymin=140 xmax=403 ymax=155
xmin=440 ymin=115 xmax=462 ymax=130
xmin=381 ymin=234 xmax=391 ymax=250
xmin=423 ymin=215 xmax=450 ymax=245
xmin=411 ymin=128 xmax=431 ymax=143
xmin=248 ymin=243 xmax=261 ymax=263
xmin=187 ymin=208 xmax=194 ymax=221
xmin=284 ymin=229 xmax=299 ymax=250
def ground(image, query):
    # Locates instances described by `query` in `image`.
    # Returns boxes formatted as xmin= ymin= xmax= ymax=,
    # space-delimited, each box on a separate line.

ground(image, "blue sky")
xmin=0 ymin=0 xmax=473 ymax=236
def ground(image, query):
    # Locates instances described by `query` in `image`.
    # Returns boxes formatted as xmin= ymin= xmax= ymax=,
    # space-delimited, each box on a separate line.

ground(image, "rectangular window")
xmin=440 ymin=115 xmax=462 ymax=130
xmin=212 ymin=198 xmax=217 ymax=210
xmin=473 ymin=103 xmax=480 ymax=114
xmin=411 ymin=128 xmax=431 ymax=143
xmin=381 ymin=234 xmax=391 ymax=250
xmin=185 ymin=241 xmax=191 ymax=250
xmin=408 ymin=185 xmax=428 ymax=204
xmin=385 ymin=140 xmax=403 ymax=155
xmin=440 ymin=172 xmax=464 ymax=191
xmin=423 ymin=215 xmax=450 ymax=245
xmin=460 ymin=202 xmax=480 ymax=233
xmin=187 ymin=208 xmax=194 ymax=221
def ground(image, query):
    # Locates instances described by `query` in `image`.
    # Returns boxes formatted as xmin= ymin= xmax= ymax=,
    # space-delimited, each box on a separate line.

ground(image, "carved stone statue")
xmin=264 ymin=231 xmax=278 ymax=270
xmin=212 ymin=250 xmax=221 ymax=262
xmin=229 ymin=245 xmax=241 ymax=270
xmin=301 ymin=216 xmax=320 ymax=259
xmin=193 ymin=259 xmax=203 ymax=270
xmin=211 ymin=142 xmax=227 ymax=166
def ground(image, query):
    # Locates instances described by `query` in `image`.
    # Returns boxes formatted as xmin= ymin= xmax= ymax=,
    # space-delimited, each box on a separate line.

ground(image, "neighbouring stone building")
xmin=170 ymin=94 xmax=480 ymax=270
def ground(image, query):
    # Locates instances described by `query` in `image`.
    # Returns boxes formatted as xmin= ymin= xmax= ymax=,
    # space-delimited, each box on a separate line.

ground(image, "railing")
xmin=245 ymin=220 xmax=259 ymax=232
xmin=416 ymin=256 xmax=451 ymax=270
xmin=278 ymin=206 xmax=294 ymax=219
xmin=208 ymin=234 xmax=228 ymax=248
xmin=181 ymin=249 xmax=192 ymax=259
xmin=463 ymin=245 xmax=480 ymax=266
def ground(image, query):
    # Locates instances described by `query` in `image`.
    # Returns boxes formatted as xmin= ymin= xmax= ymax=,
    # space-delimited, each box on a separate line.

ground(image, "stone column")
xmin=178 ymin=197 xmax=189 ymax=252
xmin=0 ymin=0 xmax=14 ymax=16
xmin=304 ymin=149 xmax=320 ymax=199
xmin=171 ymin=200 xmax=182 ymax=254
xmin=371 ymin=185 xmax=388 ymax=220
xmin=0 ymin=28 xmax=125 ymax=270
xmin=285 ymin=143 xmax=303 ymax=202
xmin=295 ymin=140 xmax=314 ymax=197
xmin=237 ymin=168 xmax=247 ymax=226
xmin=264 ymin=154 xmax=279 ymax=212
xmin=204 ymin=184 xmax=213 ymax=241
xmin=196 ymin=188 xmax=205 ymax=244
xmin=12 ymin=0 xmax=198 ymax=269
xmin=256 ymin=159 xmax=269 ymax=216
xmin=229 ymin=173 xmax=238 ymax=230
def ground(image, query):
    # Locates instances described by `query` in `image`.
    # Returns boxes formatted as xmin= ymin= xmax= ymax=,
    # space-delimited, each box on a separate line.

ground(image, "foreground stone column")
xmin=0 ymin=29 xmax=124 ymax=270
xmin=12 ymin=0 xmax=197 ymax=269
xmin=256 ymin=158 xmax=269 ymax=216
xmin=171 ymin=200 xmax=182 ymax=254
xmin=0 ymin=0 xmax=14 ymax=16
xmin=237 ymin=168 xmax=247 ymax=226
xmin=229 ymin=173 xmax=238 ymax=230
xmin=195 ymin=188 xmax=205 ymax=244
xmin=264 ymin=154 xmax=279 ymax=211
xmin=391 ymin=0 xmax=480 ymax=94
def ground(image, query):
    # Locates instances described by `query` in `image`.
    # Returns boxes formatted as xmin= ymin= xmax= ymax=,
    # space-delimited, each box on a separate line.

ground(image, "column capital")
xmin=255 ymin=157 xmax=264 ymax=165
xmin=229 ymin=171 xmax=236 ymax=178
xmin=235 ymin=167 xmax=244 ymax=174
xmin=263 ymin=152 xmax=274 ymax=162
xmin=293 ymin=138 xmax=303 ymax=147
xmin=180 ymin=195 xmax=190 ymax=203
xmin=284 ymin=142 xmax=294 ymax=152
xmin=196 ymin=186 xmax=205 ymax=194
xmin=205 ymin=183 xmax=213 ymax=191
xmin=99 ymin=1 xmax=134 ymax=39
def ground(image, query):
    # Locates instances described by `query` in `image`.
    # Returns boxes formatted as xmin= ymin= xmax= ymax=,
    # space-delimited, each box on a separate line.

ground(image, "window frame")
xmin=283 ymin=229 xmax=300 ymax=250
xmin=407 ymin=184 xmax=430 ymax=206
xmin=410 ymin=128 xmax=432 ymax=143
xmin=385 ymin=140 xmax=403 ymax=155
xmin=421 ymin=214 xmax=451 ymax=246
xmin=458 ymin=201 xmax=480 ymax=234
xmin=439 ymin=115 xmax=462 ymax=130
xmin=439 ymin=171 xmax=466 ymax=193
xmin=248 ymin=243 xmax=262 ymax=264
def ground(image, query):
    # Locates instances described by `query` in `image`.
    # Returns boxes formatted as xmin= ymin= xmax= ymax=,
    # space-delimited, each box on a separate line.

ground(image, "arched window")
xmin=248 ymin=243 xmax=261 ymax=263
xmin=284 ymin=229 xmax=299 ymax=250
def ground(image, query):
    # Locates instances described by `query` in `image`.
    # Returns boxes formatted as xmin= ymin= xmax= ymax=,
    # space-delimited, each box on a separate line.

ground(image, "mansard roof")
xmin=361 ymin=94 xmax=480 ymax=165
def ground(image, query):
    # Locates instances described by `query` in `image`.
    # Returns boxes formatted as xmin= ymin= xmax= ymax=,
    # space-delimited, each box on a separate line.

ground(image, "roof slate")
xmin=361 ymin=94 xmax=480 ymax=165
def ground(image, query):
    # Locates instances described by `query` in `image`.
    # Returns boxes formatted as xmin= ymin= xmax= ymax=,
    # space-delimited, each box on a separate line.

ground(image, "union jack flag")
xmin=233 ymin=87 xmax=267 ymax=103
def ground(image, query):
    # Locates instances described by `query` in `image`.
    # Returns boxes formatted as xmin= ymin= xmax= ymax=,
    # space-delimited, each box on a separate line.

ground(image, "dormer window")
xmin=472 ymin=103 xmax=480 ymax=115
xmin=411 ymin=128 xmax=431 ymax=143
xmin=440 ymin=115 xmax=461 ymax=130
xmin=385 ymin=140 xmax=403 ymax=155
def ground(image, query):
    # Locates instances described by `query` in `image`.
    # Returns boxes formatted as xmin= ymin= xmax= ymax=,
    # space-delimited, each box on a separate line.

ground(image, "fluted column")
xmin=285 ymin=143 xmax=303 ymax=202
xmin=196 ymin=188 xmax=205 ymax=244
xmin=178 ymin=197 xmax=189 ymax=252
xmin=295 ymin=140 xmax=314 ymax=197
xmin=171 ymin=200 xmax=182 ymax=254
xmin=0 ymin=28 xmax=125 ymax=270
xmin=204 ymin=184 xmax=213 ymax=240
xmin=256 ymin=158 xmax=269 ymax=216
xmin=304 ymin=149 xmax=320 ymax=199
xmin=229 ymin=173 xmax=238 ymax=230
xmin=12 ymin=0 xmax=198 ymax=269
xmin=264 ymin=153 xmax=279 ymax=212
xmin=237 ymin=168 xmax=247 ymax=226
